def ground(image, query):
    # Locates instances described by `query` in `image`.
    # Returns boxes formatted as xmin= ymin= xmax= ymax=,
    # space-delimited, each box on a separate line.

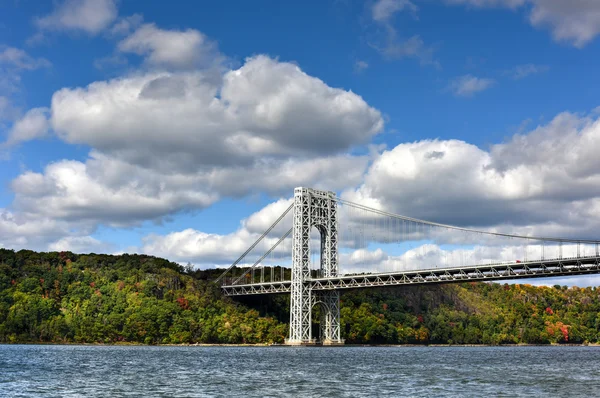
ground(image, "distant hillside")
xmin=1 ymin=249 xmax=599 ymax=345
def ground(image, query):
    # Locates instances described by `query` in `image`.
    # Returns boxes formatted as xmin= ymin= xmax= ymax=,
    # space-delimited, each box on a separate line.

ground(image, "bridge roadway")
xmin=221 ymin=255 xmax=600 ymax=296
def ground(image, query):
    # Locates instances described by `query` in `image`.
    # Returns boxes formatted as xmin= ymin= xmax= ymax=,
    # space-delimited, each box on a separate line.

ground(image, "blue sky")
xmin=1 ymin=0 xmax=600 ymax=285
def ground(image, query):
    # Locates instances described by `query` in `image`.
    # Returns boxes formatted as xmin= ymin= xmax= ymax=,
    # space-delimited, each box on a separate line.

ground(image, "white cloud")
xmin=19 ymin=108 xmax=600 ymax=258
xmin=10 ymin=151 xmax=368 ymax=227
xmin=243 ymin=198 xmax=294 ymax=234
xmin=377 ymin=35 xmax=439 ymax=67
xmin=444 ymin=0 xmax=526 ymax=8
xmin=372 ymin=0 xmax=418 ymax=21
xmin=444 ymin=0 xmax=600 ymax=47
xmin=109 ymin=13 xmax=144 ymax=37
xmin=118 ymin=23 xmax=220 ymax=69
xmin=528 ymin=0 xmax=600 ymax=48
xmin=10 ymin=153 xmax=219 ymax=227
xmin=139 ymin=174 xmax=600 ymax=268
xmin=523 ymin=275 xmax=600 ymax=288
xmin=370 ymin=0 xmax=438 ymax=67
xmin=93 ymin=54 xmax=128 ymax=71
xmin=0 ymin=97 xmax=18 ymax=121
xmin=35 ymin=0 xmax=118 ymax=35
xmin=342 ymin=109 xmax=600 ymax=240
xmin=0 ymin=46 xmax=51 ymax=70
xmin=0 ymin=209 xmax=70 ymax=250
xmin=140 ymin=197 xmax=297 ymax=266
xmin=2 ymin=107 xmax=50 ymax=147
xmin=354 ymin=60 xmax=369 ymax=73
xmin=0 ymin=208 xmax=108 ymax=253
xmin=338 ymin=241 xmax=595 ymax=275
xmin=505 ymin=63 xmax=549 ymax=79
xmin=0 ymin=47 xmax=50 ymax=94
xmin=141 ymin=228 xmax=266 ymax=266
xmin=50 ymin=55 xmax=382 ymax=172
xmin=4 ymin=33 xmax=382 ymax=236
xmin=48 ymin=235 xmax=110 ymax=253
xmin=448 ymin=74 xmax=495 ymax=97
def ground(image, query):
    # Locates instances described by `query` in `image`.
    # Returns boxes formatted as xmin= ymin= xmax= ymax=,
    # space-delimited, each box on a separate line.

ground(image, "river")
xmin=1 ymin=345 xmax=599 ymax=397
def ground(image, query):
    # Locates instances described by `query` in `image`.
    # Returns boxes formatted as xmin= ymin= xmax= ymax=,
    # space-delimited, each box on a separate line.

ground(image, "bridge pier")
xmin=317 ymin=291 xmax=342 ymax=344
xmin=286 ymin=187 xmax=344 ymax=345
xmin=322 ymin=340 xmax=346 ymax=346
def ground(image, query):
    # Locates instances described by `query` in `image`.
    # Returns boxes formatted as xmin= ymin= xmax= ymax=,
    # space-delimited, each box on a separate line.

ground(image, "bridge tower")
xmin=286 ymin=187 xmax=344 ymax=345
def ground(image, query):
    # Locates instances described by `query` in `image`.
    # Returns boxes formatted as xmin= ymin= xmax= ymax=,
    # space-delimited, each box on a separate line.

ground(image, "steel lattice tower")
xmin=286 ymin=187 xmax=343 ymax=345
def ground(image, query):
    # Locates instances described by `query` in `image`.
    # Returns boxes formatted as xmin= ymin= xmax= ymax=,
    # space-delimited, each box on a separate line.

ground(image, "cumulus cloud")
xmin=341 ymin=109 xmax=600 ymax=239
xmin=48 ymin=236 xmax=110 ymax=253
xmin=141 ymin=228 xmax=270 ymax=266
xmin=528 ymin=0 xmax=600 ymax=48
xmin=243 ymin=198 xmax=294 ymax=234
xmin=138 ymin=190 xmax=600 ymax=269
xmin=4 ymin=27 xmax=382 ymax=238
xmin=118 ymin=23 xmax=221 ymax=69
xmin=50 ymin=55 xmax=382 ymax=171
xmin=0 ymin=208 xmax=108 ymax=253
xmin=140 ymin=197 xmax=296 ymax=266
xmin=10 ymin=150 xmax=368 ymax=227
xmin=35 ymin=0 xmax=118 ymax=35
xmin=448 ymin=75 xmax=495 ymax=97
xmin=2 ymin=107 xmax=50 ymax=147
xmin=10 ymin=153 xmax=219 ymax=227
xmin=445 ymin=0 xmax=600 ymax=47
xmin=11 ymin=53 xmax=379 ymax=226
xmin=132 ymin=108 xmax=600 ymax=269
xmin=0 ymin=209 xmax=70 ymax=250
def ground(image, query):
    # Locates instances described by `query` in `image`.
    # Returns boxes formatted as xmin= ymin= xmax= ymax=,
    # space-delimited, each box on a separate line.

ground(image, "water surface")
xmin=1 ymin=345 xmax=599 ymax=397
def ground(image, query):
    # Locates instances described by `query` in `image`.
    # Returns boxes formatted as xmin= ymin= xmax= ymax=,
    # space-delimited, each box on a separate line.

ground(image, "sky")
xmin=1 ymin=0 xmax=600 ymax=285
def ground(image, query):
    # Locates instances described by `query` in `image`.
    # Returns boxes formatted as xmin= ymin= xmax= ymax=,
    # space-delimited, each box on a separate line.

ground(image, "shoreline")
xmin=2 ymin=342 xmax=599 ymax=347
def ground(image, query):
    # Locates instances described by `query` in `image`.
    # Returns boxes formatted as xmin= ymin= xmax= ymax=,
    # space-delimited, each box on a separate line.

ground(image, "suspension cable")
xmin=214 ymin=203 xmax=293 ymax=283
xmin=336 ymin=198 xmax=600 ymax=244
xmin=232 ymin=228 xmax=293 ymax=285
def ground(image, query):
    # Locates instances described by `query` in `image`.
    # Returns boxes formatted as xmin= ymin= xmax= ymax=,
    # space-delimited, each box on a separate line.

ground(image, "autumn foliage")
xmin=1 ymin=248 xmax=600 ymax=345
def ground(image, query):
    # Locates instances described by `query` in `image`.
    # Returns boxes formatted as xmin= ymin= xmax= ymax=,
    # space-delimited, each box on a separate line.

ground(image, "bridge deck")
xmin=221 ymin=256 xmax=600 ymax=296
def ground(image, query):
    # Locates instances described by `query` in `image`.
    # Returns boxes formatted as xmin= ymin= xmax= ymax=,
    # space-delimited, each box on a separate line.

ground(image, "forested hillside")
xmin=1 ymin=249 xmax=600 ymax=345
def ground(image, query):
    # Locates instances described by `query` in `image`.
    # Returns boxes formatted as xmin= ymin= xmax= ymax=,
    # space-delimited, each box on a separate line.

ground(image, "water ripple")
xmin=1 ymin=345 xmax=600 ymax=397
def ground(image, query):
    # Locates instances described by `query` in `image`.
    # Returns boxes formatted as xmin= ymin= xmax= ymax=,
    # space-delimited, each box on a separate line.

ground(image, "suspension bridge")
xmin=215 ymin=187 xmax=600 ymax=345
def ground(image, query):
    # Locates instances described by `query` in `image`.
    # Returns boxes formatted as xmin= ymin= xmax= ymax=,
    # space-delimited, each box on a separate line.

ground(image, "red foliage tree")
xmin=176 ymin=297 xmax=189 ymax=310
xmin=560 ymin=325 xmax=569 ymax=341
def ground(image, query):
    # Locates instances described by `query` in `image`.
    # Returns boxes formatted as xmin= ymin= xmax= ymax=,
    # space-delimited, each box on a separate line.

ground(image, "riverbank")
xmin=3 ymin=342 xmax=600 ymax=347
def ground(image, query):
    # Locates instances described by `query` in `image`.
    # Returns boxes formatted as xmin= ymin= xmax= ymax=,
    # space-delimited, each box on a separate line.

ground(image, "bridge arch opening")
xmin=311 ymin=300 xmax=331 ymax=343
xmin=310 ymin=225 xmax=328 ymax=279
